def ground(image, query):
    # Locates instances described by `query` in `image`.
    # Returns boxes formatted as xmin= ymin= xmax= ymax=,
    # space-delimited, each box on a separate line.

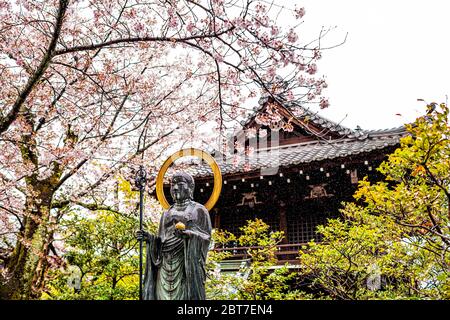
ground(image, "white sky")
xmin=277 ymin=0 xmax=449 ymax=129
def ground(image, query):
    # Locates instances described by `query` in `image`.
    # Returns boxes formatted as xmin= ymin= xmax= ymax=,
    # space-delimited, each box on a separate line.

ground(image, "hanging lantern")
xmin=351 ymin=169 xmax=358 ymax=184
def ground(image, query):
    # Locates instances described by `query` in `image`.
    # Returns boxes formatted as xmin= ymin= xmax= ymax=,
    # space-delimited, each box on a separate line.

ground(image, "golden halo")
xmin=155 ymin=148 xmax=222 ymax=211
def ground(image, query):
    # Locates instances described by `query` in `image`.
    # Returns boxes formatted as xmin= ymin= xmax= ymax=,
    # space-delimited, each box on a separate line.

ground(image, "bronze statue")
xmin=136 ymin=172 xmax=212 ymax=300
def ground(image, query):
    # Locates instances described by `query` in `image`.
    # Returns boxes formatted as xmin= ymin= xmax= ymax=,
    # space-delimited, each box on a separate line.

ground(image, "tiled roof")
xmin=157 ymin=95 xmax=407 ymax=181
xmin=241 ymin=96 xmax=356 ymax=138
xmin=168 ymin=126 xmax=406 ymax=179
xmin=280 ymin=100 xmax=357 ymax=137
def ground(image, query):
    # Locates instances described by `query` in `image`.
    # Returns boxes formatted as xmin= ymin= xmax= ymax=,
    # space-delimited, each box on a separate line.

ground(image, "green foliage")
xmin=41 ymin=175 xmax=161 ymax=300
xmin=43 ymin=210 xmax=142 ymax=300
xmin=45 ymin=212 xmax=306 ymax=300
xmin=206 ymin=229 xmax=236 ymax=268
xmin=299 ymin=103 xmax=450 ymax=300
xmin=206 ymin=218 xmax=309 ymax=300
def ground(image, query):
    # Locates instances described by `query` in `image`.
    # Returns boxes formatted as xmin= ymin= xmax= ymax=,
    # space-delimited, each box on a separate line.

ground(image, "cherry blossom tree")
xmin=0 ymin=0 xmax=335 ymax=299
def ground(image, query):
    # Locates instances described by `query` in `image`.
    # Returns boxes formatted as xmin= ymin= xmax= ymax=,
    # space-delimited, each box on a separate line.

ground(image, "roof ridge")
xmin=240 ymin=95 xmax=357 ymax=138
xmin=254 ymin=131 xmax=405 ymax=153
xmin=287 ymin=100 xmax=351 ymax=127
xmin=235 ymin=94 xmax=408 ymax=142
xmin=363 ymin=126 xmax=407 ymax=135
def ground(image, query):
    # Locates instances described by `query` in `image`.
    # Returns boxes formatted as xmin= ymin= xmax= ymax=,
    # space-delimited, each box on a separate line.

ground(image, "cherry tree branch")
xmin=0 ymin=0 xmax=69 ymax=135
xmin=53 ymin=30 xmax=234 ymax=56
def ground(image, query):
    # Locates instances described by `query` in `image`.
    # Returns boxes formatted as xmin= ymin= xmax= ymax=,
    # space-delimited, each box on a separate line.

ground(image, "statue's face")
xmin=170 ymin=177 xmax=192 ymax=203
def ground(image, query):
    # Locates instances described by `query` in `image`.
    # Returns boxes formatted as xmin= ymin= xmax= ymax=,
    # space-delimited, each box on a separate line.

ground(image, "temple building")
xmin=158 ymin=95 xmax=406 ymax=265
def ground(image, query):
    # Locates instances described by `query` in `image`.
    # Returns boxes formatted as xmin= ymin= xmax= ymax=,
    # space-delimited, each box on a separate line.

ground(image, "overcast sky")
xmin=277 ymin=0 xmax=449 ymax=130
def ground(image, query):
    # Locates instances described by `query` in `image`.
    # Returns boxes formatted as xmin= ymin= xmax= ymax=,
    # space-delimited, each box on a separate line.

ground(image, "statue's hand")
xmin=135 ymin=230 xmax=153 ymax=242
xmin=174 ymin=229 xmax=194 ymax=239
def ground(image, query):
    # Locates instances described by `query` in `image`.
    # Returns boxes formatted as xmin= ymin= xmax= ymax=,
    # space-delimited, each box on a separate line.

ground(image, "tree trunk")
xmin=1 ymin=132 xmax=56 ymax=299
xmin=0 ymin=118 xmax=62 ymax=300
xmin=2 ymin=194 xmax=53 ymax=299
xmin=110 ymin=276 xmax=118 ymax=300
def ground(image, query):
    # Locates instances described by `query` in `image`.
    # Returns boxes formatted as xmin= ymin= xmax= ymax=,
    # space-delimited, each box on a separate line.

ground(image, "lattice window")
xmin=219 ymin=204 xmax=335 ymax=245
xmin=219 ymin=207 xmax=280 ymax=239
xmin=287 ymin=213 xmax=329 ymax=244
xmin=219 ymin=209 xmax=252 ymax=237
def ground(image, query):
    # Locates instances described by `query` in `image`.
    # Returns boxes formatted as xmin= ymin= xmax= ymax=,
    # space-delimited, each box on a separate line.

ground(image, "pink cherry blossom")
xmin=294 ymin=7 xmax=306 ymax=19
xmin=0 ymin=0 xmax=333 ymax=299
xmin=186 ymin=22 xmax=196 ymax=34
xmin=320 ymin=97 xmax=330 ymax=109
xmin=287 ymin=29 xmax=299 ymax=43
xmin=307 ymin=63 xmax=318 ymax=75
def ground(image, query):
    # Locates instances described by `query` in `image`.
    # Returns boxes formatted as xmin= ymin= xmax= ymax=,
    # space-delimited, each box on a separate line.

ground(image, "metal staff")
xmin=135 ymin=165 xmax=146 ymax=301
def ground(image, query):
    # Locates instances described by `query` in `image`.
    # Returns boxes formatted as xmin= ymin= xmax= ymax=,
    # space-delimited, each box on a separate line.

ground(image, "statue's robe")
xmin=142 ymin=201 xmax=211 ymax=300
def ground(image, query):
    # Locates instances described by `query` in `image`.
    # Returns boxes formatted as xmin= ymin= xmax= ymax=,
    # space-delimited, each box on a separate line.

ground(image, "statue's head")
xmin=170 ymin=172 xmax=195 ymax=203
